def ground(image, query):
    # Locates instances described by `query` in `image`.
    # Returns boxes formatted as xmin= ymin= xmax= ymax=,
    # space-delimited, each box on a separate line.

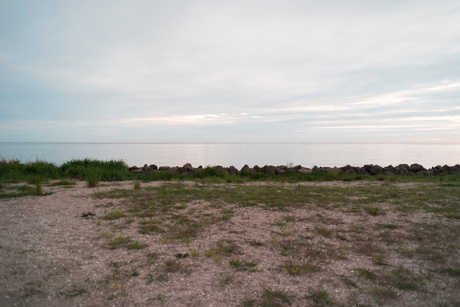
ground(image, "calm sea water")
xmin=1 ymin=142 xmax=459 ymax=169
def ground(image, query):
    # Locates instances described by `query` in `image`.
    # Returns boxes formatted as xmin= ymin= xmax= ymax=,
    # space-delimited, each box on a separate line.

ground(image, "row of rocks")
xmin=129 ymin=163 xmax=460 ymax=176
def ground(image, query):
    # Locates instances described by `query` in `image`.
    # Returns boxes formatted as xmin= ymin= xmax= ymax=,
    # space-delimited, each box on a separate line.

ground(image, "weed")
xmin=372 ymin=254 xmax=387 ymax=266
xmin=249 ymin=240 xmax=265 ymax=247
xmin=384 ymin=267 xmax=423 ymax=291
xmin=308 ymin=289 xmax=334 ymax=305
xmin=165 ymin=259 xmax=182 ymax=272
xmin=444 ymin=268 xmax=460 ymax=277
xmin=61 ymin=286 xmax=87 ymax=298
xmin=125 ymin=241 xmax=148 ymax=250
xmin=22 ymin=282 xmax=42 ymax=297
xmin=283 ymin=260 xmax=319 ymax=275
xmin=220 ymin=274 xmax=234 ymax=287
xmin=379 ymin=223 xmax=398 ymax=230
xmin=357 ymin=268 xmax=378 ymax=281
xmin=342 ymin=276 xmax=358 ymax=288
xmin=314 ymin=226 xmax=333 ymax=238
xmin=48 ymin=180 xmax=76 ymax=187
xmin=100 ymin=210 xmax=126 ymax=220
xmin=152 ymin=294 xmax=166 ymax=301
xmin=229 ymin=259 xmax=258 ymax=271
xmin=206 ymin=239 xmax=239 ymax=257
xmin=134 ymin=181 xmax=141 ymax=190
xmin=241 ymin=298 xmax=257 ymax=307
xmin=260 ymin=288 xmax=291 ymax=307
xmin=364 ymin=206 xmax=383 ymax=216
xmin=106 ymin=235 xmax=147 ymax=250
xmin=86 ymin=170 xmax=99 ymax=187
xmin=371 ymin=287 xmax=397 ymax=299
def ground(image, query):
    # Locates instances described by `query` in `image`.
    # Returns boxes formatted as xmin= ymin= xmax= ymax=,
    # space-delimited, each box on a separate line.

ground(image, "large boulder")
xmin=369 ymin=165 xmax=384 ymax=175
xmin=228 ymin=166 xmax=239 ymax=174
xmin=394 ymin=164 xmax=410 ymax=175
xmin=363 ymin=164 xmax=374 ymax=172
xmin=354 ymin=167 xmax=370 ymax=175
xmin=383 ymin=165 xmax=395 ymax=175
xmin=177 ymin=163 xmax=194 ymax=174
xmin=262 ymin=165 xmax=280 ymax=175
xmin=129 ymin=166 xmax=143 ymax=173
xmin=240 ymin=164 xmax=251 ymax=172
xmin=144 ymin=164 xmax=158 ymax=174
xmin=293 ymin=165 xmax=303 ymax=173
xmin=297 ymin=167 xmax=312 ymax=174
xmin=409 ymin=163 xmax=425 ymax=173
xmin=418 ymin=170 xmax=434 ymax=176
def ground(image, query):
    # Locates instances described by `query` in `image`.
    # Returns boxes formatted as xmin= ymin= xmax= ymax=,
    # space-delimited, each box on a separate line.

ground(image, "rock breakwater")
xmin=129 ymin=163 xmax=460 ymax=176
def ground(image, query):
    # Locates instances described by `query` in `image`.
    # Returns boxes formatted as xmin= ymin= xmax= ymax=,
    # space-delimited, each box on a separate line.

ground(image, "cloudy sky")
xmin=1 ymin=0 xmax=459 ymax=143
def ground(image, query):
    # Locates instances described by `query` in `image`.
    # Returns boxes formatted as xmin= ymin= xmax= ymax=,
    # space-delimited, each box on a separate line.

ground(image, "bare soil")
xmin=0 ymin=180 xmax=459 ymax=306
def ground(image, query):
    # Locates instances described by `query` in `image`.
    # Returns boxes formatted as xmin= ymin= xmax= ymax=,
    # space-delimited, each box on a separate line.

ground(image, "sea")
xmin=1 ymin=142 xmax=459 ymax=169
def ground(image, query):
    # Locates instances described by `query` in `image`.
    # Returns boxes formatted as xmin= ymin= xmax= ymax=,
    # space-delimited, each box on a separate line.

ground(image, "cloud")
xmin=1 ymin=0 xmax=460 ymax=142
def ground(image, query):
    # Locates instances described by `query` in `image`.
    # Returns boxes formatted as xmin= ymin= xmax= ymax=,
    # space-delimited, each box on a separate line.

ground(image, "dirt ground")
xmin=0 ymin=180 xmax=459 ymax=306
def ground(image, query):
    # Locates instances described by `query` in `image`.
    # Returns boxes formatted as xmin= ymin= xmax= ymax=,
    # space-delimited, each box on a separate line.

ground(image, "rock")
xmin=452 ymin=164 xmax=460 ymax=174
xmin=81 ymin=211 xmax=96 ymax=218
xmin=262 ymin=165 xmax=279 ymax=175
xmin=148 ymin=164 xmax=158 ymax=171
xmin=363 ymin=164 xmax=374 ymax=172
xmin=354 ymin=167 xmax=370 ymax=175
xmin=129 ymin=166 xmax=143 ymax=173
xmin=214 ymin=165 xmax=226 ymax=173
xmin=369 ymin=165 xmax=384 ymax=175
xmin=394 ymin=164 xmax=410 ymax=175
xmin=178 ymin=163 xmax=194 ymax=174
xmin=159 ymin=166 xmax=171 ymax=171
xmin=240 ymin=165 xmax=251 ymax=172
xmin=228 ymin=166 xmax=239 ymax=174
xmin=297 ymin=167 xmax=312 ymax=174
xmin=322 ymin=167 xmax=340 ymax=174
xmin=345 ymin=168 xmax=357 ymax=175
xmin=418 ymin=170 xmax=434 ymax=176
xmin=293 ymin=165 xmax=303 ymax=173
xmin=383 ymin=165 xmax=395 ymax=174
xmin=253 ymin=165 xmax=262 ymax=172
xmin=142 ymin=164 xmax=149 ymax=171
xmin=409 ymin=163 xmax=425 ymax=173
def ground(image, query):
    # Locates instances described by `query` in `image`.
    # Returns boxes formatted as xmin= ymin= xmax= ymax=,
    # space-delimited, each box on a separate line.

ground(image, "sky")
xmin=1 ymin=0 xmax=460 ymax=143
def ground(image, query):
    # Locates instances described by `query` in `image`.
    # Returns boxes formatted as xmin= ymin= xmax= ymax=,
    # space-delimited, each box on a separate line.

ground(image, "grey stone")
xmin=409 ymin=163 xmax=425 ymax=173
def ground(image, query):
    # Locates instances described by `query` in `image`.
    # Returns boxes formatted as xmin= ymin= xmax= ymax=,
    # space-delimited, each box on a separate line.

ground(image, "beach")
xmin=1 ymin=179 xmax=459 ymax=306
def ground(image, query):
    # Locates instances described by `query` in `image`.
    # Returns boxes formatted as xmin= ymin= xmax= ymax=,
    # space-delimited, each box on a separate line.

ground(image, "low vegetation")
xmin=2 ymin=158 xmax=459 ymax=186
xmin=1 ymin=159 xmax=459 ymax=306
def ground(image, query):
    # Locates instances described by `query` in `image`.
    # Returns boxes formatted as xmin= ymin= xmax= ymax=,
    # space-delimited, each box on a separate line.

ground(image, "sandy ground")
xmin=0 ymin=180 xmax=459 ymax=306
